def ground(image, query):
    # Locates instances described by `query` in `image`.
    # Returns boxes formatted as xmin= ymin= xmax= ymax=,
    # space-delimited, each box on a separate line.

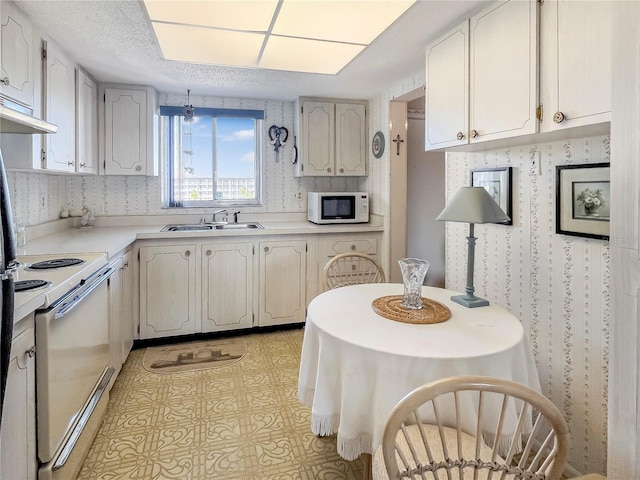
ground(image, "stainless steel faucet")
xmin=212 ymin=209 xmax=228 ymax=223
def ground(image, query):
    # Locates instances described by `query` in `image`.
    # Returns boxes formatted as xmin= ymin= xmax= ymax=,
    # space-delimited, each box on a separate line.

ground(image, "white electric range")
xmin=13 ymin=252 xmax=112 ymax=480
xmin=14 ymin=253 xmax=108 ymax=310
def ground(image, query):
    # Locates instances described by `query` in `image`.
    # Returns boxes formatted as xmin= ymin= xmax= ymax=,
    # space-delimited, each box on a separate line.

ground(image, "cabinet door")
xmin=104 ymin=88 xmax=148 ymax=175
xmin=0 ymin=327 xmax=37 ymax=480
xmin=539 ymin=0 xmax=611 ymax=131
xmin=108 ymin=257 xmax=124 ymax=389
xmin=302 ymin=101 xmax=334 ymax=176
xmin=201 ymin=242 xmax=253 ymax=333
xmin=139 ymin=245 xmax=197 ymax=339
xmin=425 ymin=21 xmax=469 ymax=150
xmin=121 ymin=251 xmax=134 ymax=363
xmin=76 ymin=69 xmax=98 ymax=174
xmin=258 ymin=240 xmax=307 ymax=326
xmin=0 ymin=4 xmax=34 ymax=108
xmin=335 ymin=103 xmax=366 ymax=175
xmin=44 ymin=42 xmax=75 ymax=172
xmin=469 ymin=0 xmax=538 ymax=143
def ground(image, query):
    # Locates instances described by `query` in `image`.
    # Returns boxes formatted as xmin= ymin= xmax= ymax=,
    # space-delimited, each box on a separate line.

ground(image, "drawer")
xmin=326 ymin=238 xmax=377 ymax=256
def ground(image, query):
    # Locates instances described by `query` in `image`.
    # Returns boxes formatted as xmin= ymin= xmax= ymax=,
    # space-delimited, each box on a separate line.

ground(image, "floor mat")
xmin=143 ymin=337 xmax=246 ymax=373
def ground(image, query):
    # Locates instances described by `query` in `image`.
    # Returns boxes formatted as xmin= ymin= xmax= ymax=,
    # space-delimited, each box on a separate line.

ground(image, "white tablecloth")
xmin=297 ymin=284 xmax=541 ymax=461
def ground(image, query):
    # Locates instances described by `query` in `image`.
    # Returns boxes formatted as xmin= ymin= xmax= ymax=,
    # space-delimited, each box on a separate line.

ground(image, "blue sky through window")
xmin=184 ymin=117 xmax=255 ymax=178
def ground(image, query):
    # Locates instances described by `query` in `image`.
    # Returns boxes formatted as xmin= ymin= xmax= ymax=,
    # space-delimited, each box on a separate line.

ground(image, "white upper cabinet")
xmin=76 ymin=69 xmax=98 ymax=174
xmin=0 ymin=3 xmax=34 ymax=108
xmin=469 ymin=0 xmax=538 ymax=143
xmin=425 ymin=0 xmax=539 ymax=150
xmin=539 ymin=0 xmax=611 ymax=131
xmin=294 ymin=98 xmax=367 ymax=176
xmin=101 ymin=85 xmax=159 ymax=176
xmin=43 ymin=41 xmax=75 ymax=173
xmin=335 ymin=103 xmax=367 ymax=175
xmin=425 ymin=22 xmax=469 ymax=150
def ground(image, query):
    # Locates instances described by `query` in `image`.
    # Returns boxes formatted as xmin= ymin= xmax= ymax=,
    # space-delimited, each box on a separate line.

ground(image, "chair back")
xmin=322 ymin=252 xmax=385 ymax=290
xmin=376 ymin=376 xmax=569 ymax=480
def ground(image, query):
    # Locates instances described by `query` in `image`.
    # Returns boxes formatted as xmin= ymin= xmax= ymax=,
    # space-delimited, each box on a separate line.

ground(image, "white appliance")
xmin=307 ymin=192 xmax=369 ymax=224
xmin=14 ymin=253 xmax=112 ymax=480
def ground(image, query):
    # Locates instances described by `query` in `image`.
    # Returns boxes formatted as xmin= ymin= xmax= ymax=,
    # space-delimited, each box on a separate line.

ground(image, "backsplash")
xmin=445 ymin=135 xmax=610 ymax=475
xmin=6 ymin=94 xmax=362 ymax=225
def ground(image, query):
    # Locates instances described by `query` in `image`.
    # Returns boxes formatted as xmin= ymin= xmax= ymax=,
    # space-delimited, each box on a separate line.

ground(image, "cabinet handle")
xmin=470 ymin=129 xmax=478 ymax=138
xmin=124 ymin=261 xmax=129 ymax=268
xmin=0 ymin=76 xmax=9 ymax=86
xmin=79 ymin=162 xmax=86 ymax=167
xmin=26 ymin=346 xmax=36 ymax=358
xmin=339 ymin=168 xmax=344 ymax=173
xmin=456 ymin=131 xmax=464 ymax=140
xmin=327 ymin=167 xmax=332 ymax=173
xmin=206 ymin=250 xmax=211 ymax=256
xmin=67 ymin=161 xmax=74 ymax=166
xmin=553 ymin=111 xmax=565 ymax=123
xmin=264 ymin=247 xmax=269 ymax=253
xmin=135 ymin=165 xmax=142 ymax=172
xmin=185 ymin=250 xmax=191 ymax=257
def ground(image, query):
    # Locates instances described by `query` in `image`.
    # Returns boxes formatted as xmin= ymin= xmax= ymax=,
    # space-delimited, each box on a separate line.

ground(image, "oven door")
xmin=36 ymin=267 xmax=114 ymax=480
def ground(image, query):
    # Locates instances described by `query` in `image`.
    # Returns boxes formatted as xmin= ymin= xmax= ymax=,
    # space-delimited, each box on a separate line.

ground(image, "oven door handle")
xmin=54 ymin=267 xmax=114 ymax=320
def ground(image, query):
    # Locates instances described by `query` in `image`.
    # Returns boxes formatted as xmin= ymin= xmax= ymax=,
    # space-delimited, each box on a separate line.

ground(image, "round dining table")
xmin=297 ymin=283 xmax=541 ymax=461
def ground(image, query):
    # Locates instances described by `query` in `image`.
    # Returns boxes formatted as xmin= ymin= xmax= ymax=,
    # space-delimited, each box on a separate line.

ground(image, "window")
xmin=160 ymin=106 xmax=264 ymax=207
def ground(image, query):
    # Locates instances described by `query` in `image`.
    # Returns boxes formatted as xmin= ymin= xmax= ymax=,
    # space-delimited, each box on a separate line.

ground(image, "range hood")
xmin=0 ymin=104 xmax=57 ymax=134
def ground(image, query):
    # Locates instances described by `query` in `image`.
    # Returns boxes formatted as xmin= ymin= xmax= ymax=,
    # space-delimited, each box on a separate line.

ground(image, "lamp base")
xmin=450 ymin=294 xmax=489 ymax=308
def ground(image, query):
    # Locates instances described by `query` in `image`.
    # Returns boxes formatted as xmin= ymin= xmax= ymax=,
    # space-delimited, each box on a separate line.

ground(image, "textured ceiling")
xmin=14 ymin=0 xmax=489 ymax=101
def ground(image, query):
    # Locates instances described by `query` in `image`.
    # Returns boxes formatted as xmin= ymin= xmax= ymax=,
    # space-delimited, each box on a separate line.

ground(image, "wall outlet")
xmin=529 ymin=150 xmax=541 ymax=176
xmin=295 ymin=192 xmax=302 ymax=200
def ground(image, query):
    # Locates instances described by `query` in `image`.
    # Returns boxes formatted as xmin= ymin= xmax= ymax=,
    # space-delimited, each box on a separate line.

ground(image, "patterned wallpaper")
xmin=6 ymin=94 xmax=360 ymax=224
xmin=445 ymin=135 xmax=610 ymax=475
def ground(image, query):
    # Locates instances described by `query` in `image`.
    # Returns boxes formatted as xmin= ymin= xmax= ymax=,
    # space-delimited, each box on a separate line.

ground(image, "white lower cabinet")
xmin=108 ymin=256 xmax=124 ymax=388
xmin=318 ymin=233 xmax=381 ymax=292
xmin=120 ymin=251 xmax=134 ymax=363
xmin=107 ymin=250 xmax=134 ymax=388
xmin=201 ymin=242 xmax=254 ymax=333
xmin=0 ymin=314 xmax=37 ymax=480
xmin=139 ymin=244 xmax=197 ymax=339
xmin=135 ymin=235 xmax=327 ymax=337
xmin=258 ymin=240 xmax=307 ymax=327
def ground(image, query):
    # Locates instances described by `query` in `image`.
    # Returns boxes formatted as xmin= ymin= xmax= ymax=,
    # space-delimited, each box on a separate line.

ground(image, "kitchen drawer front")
xmin=324 ymin=237 xmax=378 ymax=257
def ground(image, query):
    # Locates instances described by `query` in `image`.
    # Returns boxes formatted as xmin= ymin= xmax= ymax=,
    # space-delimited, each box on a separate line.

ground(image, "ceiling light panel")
xmin=152 ymin=23 xmax=264 ymax=67
xmin=143 ymin=0 xmax=279 ymax=31
xmin=260 ymin=36 xmax=365 ymax=74
xmin=272 ymin=0 xmax=417 ymax=44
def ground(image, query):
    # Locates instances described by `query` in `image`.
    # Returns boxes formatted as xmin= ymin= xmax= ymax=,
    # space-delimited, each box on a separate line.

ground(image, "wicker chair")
xmin=372 ymin=376 xmax=569 ymax=480
xmin=322 ymin=252 xmax=386 ymax=291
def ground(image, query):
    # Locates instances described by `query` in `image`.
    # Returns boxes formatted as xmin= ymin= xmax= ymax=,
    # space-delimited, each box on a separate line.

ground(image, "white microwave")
xmin=308 ymin=192 xmax=369 ymax=224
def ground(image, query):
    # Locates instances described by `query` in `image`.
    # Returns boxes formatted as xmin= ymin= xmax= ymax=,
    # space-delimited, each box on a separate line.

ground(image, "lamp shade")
xmin=436 ymin=187 xmax=510 ymax=224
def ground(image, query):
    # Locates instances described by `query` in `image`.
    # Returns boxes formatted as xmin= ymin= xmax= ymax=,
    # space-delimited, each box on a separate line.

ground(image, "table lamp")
xmin=436 ymin=186 xmax=510 ymax=307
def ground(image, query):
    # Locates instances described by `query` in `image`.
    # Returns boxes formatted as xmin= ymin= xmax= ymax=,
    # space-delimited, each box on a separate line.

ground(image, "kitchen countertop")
xmin=13 ymin=216 xmax=383 ymax=320
xmin=20 ymin=217 xmax=384 ymax=259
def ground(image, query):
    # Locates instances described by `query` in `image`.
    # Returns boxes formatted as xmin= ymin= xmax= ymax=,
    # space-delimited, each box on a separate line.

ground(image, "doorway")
xmin=389 ymin=91 xmax=446 ymax=287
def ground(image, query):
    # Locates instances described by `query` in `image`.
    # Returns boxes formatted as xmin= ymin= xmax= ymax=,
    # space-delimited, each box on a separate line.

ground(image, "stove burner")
xmin=15 ymin=279 xmax=50 ymax=292
xmin=28 ymin=258 xmax=85 ymax=270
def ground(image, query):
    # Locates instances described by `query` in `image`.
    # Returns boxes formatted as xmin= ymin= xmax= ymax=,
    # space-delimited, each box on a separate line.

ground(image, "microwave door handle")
xmin=54 ymin=268 xmax=114 ymax=320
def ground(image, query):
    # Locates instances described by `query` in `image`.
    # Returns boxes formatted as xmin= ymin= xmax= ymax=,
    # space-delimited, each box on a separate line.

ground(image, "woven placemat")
xmin=371 ymin=295 xmax=451 ymax=324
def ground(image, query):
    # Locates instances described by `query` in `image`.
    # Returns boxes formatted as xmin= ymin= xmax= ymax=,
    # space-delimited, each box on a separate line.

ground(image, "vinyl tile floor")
xmin=78 ymin=328 xmax=365 ymax=479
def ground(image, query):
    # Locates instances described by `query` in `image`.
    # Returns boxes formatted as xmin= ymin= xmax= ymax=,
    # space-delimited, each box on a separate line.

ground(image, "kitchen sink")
xmin=161 ymin=222 xmax=263 ymax=232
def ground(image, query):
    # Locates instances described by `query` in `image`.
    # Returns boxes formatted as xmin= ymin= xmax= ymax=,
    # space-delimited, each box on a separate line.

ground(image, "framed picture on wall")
xmin=470 ymin=167 xmax=513 ymax=225
xmin=556 ymin=163 xmax=610 ymax=240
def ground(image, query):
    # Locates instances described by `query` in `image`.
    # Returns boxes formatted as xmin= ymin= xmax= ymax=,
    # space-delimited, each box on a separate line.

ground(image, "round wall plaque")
xmin=372 ymin=131 xmax=385 ymax=158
